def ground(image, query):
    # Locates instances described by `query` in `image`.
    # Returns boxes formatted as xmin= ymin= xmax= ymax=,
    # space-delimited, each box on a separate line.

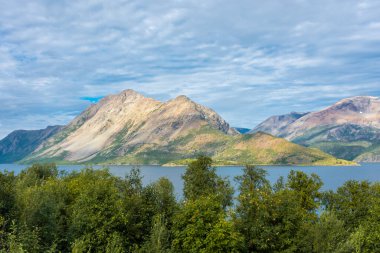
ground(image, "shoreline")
xmin=12 ymin=162 xmax=361 ymax=167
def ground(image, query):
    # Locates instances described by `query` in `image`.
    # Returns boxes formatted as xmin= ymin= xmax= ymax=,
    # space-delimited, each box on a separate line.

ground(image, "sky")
xmin=1 ymin=0 xmax=380 ymax=138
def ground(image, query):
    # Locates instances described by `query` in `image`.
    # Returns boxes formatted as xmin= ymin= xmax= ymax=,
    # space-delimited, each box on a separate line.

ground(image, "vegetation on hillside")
xmin=0 ymin=157 xmax=378 ymax=252
xmin=23 ymin=127 xmax=354 ymax=166
xmin=292 ymin=125 xmax=380 ymax=162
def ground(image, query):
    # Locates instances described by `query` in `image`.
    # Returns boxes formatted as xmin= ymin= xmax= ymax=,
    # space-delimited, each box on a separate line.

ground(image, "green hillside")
xmin=90 ymin=129 xmax=354 ymax=166
xmin=292 ymin=125 xmax=380 ymax=162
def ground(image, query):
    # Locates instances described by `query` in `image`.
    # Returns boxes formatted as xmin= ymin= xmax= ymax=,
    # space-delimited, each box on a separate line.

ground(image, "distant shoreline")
xmin=10 ymin=162 xmax=360 ymax=167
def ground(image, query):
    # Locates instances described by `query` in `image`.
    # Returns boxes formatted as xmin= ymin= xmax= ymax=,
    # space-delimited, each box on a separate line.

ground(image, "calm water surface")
xmin=1 ymin=163 xmax=379 ymax=198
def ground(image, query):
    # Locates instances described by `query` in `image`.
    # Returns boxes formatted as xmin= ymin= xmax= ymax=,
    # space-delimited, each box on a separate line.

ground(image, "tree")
xmin=146 ymin=177 xmax=177 ymax=222
xmin=182 ymin=156 xmax=233 ymax=208
xmin=119 ymin=167 xmax=156 ymax=248
xmin=17 ymin=163 xmax=58 ymax=188
xmin=140 ymin=214 xmax=171 ymax=253
xmin=323 ymin=180 xmax=374 ymax=230
xmin=67 ymin=168 xmax=127 ymax=252
xmin=172 ymin=156 xmax=241 ymax=252
xmin=330 ymin=182 xmax=380 ymax=252
xmin=0 ymin=171 xmax=16 ymax=219
xmin=16 ymin=179 xmax=69 ymax=251
xmin=305 ymin=211 xmax=347 ymax=253
xmin=234 ymin=165 xmax=272 ymax=252
xmin=286 ymin=170 xmax=323 ymax=216
xmin=235 ymin=167 xmax=324 ymax=252
xmin=0 ymin=171 xmax=16 ymax=249
xmin=171 ymin=196 xmax=242 ymax=253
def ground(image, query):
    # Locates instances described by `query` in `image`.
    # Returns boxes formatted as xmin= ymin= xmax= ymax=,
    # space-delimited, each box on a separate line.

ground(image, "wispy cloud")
xmin=0 ymin=0 xmax=379 ymax=138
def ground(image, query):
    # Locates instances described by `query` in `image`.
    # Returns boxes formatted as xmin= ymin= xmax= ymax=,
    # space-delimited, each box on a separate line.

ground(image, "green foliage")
xmin=304 ymin=211 xmax=348 ymax=253
xmin=286 ymin=170 xmax=323 ymax=215
xmin=292 ymin=124 xmax=380 ymax=161
xmin=171 ymin=196 xmax=242 ymax=253
xmin=147 ymin=177 xmax=177 ymax=222
xmin=0 ymin=157 xmax=378 ymax=252
xmin=17 ymin=179 xmax=69 ymax=250
xmin=235 ymin=166 xmax=325 ymax=252
xmin=67 ymin=169 xmax=127 ymax=252
xmin=182 ymin=156 xmax=233 ymax=208
xmin=172 ymin=156 xmax=241 ymax=252
xmin=139 ymin=215 xmax=171 ymax=253
xmin=0 ymin=171 xmax=16 ymax=219
xmin=323 ymin=181 xmax=380 ymax=252
xmin=323 ymin=180 xmax=374 ymax=229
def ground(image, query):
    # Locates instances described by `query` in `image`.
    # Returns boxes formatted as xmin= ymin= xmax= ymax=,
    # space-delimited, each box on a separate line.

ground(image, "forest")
xmin=0 ymin=156 xmax=379 ymax=253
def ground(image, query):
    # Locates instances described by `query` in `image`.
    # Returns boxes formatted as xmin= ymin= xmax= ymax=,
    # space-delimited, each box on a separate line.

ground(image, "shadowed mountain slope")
xmin=0 ymin=126 xmax=63 ymax=163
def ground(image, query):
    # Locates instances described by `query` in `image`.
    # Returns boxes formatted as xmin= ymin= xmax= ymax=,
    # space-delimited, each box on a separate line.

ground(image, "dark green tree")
xmin=172 ymin=196 xmax=242 ymax=253
xmin=234 ymin=165 xmax=272 ymax=252
xmin=172 ymin=156 xmax=241 ymax=252
xmin=67 ymin=169 xmax=127 ymax=252
xmin=182 ymin=156 xmax=233 ymax=208
xmin=16 ymin=179 xmax=69 ymax=252
xmin=323 ymin=180 xmax=374 ymax=230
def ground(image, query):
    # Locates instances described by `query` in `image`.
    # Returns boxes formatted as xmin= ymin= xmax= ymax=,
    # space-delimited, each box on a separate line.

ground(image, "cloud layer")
xmin=1 ymin=0 xmax=380 ymax=137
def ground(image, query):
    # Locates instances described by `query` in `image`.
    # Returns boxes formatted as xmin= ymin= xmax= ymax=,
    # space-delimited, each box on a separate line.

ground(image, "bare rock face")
xmin=355 ymin=149 xmax=380 ymax=162
xmin=28 ymin=90 xmax=238 ymax=162
xmin=250 ymin=112 xmax=309 ymax=136
xmin=284 ymin=96 xmax=380 ymax=140
xmin=253 ymin=96 xmax=380 ymax=140
xmin=252 ymin=96 xmax=380 ymax=161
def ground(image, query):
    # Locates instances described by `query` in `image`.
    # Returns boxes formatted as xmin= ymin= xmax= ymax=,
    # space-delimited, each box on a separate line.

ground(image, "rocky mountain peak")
xmin=330 ymin=96 xmax=378 ymax=113
xmin=249 ymin=111 xmax=309 ymax=136
xmin=11 ymin=90 xmax=352 ymax=165
xmin=174 ymin=94 xmax=191 ymax=101
xmin=107 ymin=89 xmax=156 ymax=104
xmin=167 ymin=95 xmax=196 ymax=107
xmin=27 ymin=90 xmax=240 ymax=162
xmin=119 ymin=89 xmax=145 ymax=99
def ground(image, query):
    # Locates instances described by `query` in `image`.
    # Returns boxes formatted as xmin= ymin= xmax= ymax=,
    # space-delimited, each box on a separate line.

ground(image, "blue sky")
xmin=1 ymin=0 xmax=380 ymax=138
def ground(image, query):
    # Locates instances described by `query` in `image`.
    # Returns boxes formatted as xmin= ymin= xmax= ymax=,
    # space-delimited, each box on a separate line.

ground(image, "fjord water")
xmin=1 ymin=163 xmax=379 ymax=198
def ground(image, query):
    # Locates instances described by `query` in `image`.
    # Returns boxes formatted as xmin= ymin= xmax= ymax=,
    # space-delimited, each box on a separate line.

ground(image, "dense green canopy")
xmin=0 ymin=158 xmax=378 ymax=252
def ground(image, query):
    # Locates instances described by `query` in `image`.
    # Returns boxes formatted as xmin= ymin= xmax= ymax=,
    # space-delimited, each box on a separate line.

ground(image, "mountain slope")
xmin=24 ymin=90 xmax=238 ymax=164
xmin=250 ymin=112 xmax=309 ymax=136
xmin=0 ymin=126 xmax=63 ymax=163
xmin=252 ymin=96 xmax=380 ymax=161
xmin=22 ymin=90 xmax=349 ymax=165
xmin=212 ymin=132 xmax=350 ymax=165
xmin=355 ymin=144 xmax=380 ymax=162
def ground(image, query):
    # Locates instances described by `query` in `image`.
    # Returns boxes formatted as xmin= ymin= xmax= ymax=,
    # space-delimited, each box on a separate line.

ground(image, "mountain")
xmin=212 ymin=132 xmax=350 ymax=166
xmin=24 ymin=89 xmax=237 ymax=164
xmin=0 ymin=126 xmax=63 ymax=163
xmin=252 ymin=96 xmax=380 ymax=162
xmin=21 ymin=89 xmax=350 ymax=165
xmin=250 ymin=112 xmax=309 ymax=136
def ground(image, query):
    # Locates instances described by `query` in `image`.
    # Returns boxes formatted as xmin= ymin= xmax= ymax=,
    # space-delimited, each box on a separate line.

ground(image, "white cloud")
xmin=0 ymin=0 xmax=379 ymax=138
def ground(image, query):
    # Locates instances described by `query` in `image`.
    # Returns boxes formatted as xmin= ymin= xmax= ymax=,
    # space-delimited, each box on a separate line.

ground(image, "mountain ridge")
xmin=0 ymin=125 xmax=63 ymax=163
xmin=14 ymin=89 xmax=350 ymax=165
xmin=252 ymin=96 xmax=380 ymax=162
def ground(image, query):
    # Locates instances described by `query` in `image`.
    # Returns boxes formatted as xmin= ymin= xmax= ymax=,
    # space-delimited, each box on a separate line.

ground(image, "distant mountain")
xmin=250 ymin=112 xmax=309 ymax=136
xmin=21 ymin=90 xmax=349 ymax=165
xmin=252 ymin=96 xmax=380 ymax=162
xmin=0 ymin=126 xmax=63 ymax=163
xmin=233 ymin=127 xmax=251 ymax=134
